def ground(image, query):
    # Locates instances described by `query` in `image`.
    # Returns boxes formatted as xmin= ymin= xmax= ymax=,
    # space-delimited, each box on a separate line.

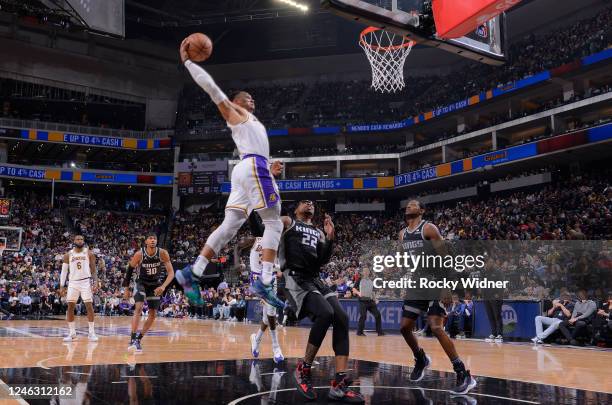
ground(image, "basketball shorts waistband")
xmin=241 ymin=154 xmax=267 ymax=161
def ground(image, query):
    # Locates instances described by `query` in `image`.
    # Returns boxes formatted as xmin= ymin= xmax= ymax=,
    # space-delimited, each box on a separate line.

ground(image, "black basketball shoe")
xmin=328 ymin=376 xmax=364 ymax=403
xmin=409 ymin=349 xmax=431 ymax=382
xmin=294 ymin=361 xmax=316 ymax=400
xmin=451 ymin=369 xmax=477 ymax=395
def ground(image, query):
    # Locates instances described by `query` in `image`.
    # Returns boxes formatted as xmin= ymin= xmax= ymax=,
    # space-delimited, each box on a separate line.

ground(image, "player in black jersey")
xmin=281 ymin=200 xmax=364 ymax=403
xmin=399 ymin=200 xmax=476 ymax=395
xmin=123 ymin=233 xmax=174 ymax=352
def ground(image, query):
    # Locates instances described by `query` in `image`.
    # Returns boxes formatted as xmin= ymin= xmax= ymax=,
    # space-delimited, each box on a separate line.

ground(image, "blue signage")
xmin=63 ymin=133 xmax=123 ymax=147
xmin=471 ymin=143 xmax=537 ymax=169
xmin=394 ymin=167 xmax=437 ymax=186
xmin=473 ymin=300 xmax=541 ymax=339
xmin=0 ymin=165 xmax=45 ymax=179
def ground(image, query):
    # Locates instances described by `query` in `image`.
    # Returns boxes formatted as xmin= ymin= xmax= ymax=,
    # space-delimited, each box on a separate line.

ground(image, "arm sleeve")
xmin=248 ymin=211 xmax=265 ymax=237
xmin=316 ymin=237 xmax=334 ymax=267
xmin=184 ymin=60 xmax=228 ymax=105
xmin=123 ymin=264 xmax=135 ymax=288
xmin=60 ymin=263 xmax=68 ymax=287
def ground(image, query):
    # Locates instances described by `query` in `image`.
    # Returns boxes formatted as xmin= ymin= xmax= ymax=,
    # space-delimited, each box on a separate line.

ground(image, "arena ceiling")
xmin=1 ymin=0 xmax=605 ymax=65
xmin=122 ymin=0 xmax=605 ymax=65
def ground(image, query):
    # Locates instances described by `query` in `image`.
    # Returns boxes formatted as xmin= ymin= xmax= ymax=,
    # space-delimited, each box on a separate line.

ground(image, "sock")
xmin=451 ymin=357 xmax=465 ymax=371
xmin=335 ymin=371 xmax=347 ymax=382
xmin=137 ymin=332 xmax=143 ymax=341
xmin=302 ymin=361 xmax=312 ymax=370
xmin=192 ymin=255 xmax=208 ymax=278
xmin=88 ymin=322 xmax=95 ymax=335
xmin=131 ymin=332 xmax=137 ymax=341
xmin=68 ymin=322 xmax=76 ymax=335
xmin=269 ymin=328 xmax=279 ymax=348
xmin=255 ymin=329 xmax=264 ymax=344
xmin=415 ymin=348 xmax=426 ymax=359
xmin=262 ymin=262 xmax=274 ymax=285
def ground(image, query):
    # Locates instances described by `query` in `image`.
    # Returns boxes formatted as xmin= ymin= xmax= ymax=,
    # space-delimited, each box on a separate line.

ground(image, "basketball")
xmin=185 ymin=33 xmax=213 ymax=62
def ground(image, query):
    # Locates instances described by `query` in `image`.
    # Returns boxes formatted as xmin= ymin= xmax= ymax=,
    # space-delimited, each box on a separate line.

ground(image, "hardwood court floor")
xmin=0 ymin=316 xmax=610 ymax=403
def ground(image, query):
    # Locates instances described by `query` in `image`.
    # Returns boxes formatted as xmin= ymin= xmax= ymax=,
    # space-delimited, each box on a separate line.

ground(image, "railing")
xmin=0 ymin=118 xmax=173 ymax=139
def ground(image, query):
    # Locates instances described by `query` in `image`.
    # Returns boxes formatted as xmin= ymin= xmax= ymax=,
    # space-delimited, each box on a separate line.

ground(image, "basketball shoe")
xmin=251 ymin=278 xmax=285 ymax=309
xmin=294 ymin=361 xmax=316 ymax=400
xmin=451 ymin=365 xmax=477 ymax=395
xmin=409 ymin=349 xmax=431 ymax=382
xmin=175 ymin=265 xmax=203 ymax=305
xmin=328 ymin=375 xmax=365 ymax=403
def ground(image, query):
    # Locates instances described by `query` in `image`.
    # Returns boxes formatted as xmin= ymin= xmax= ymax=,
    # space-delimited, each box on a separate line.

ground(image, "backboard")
xmin=322 ymin=0 xmax=507 ymax=65
xmin=0 ymin=226 xmax=23 ymax=252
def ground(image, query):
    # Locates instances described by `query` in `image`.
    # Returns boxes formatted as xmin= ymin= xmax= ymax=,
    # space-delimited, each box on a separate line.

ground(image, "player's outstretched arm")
xmin=60 ymin=253 xmax=69 ymax=296
xmin=122 ymin=250 xmax=143 ymax=295
xmin=180 ymin=40 xmax=246 ymax=126
xmin=88 ymin=251 xmax=98 ymax=291
xmin=156 ymin=249 xmax=174 ymax=296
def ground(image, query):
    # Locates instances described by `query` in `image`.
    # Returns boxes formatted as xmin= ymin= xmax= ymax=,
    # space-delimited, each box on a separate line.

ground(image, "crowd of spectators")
xmin=0 ymin=164 xmax=610 ymax=347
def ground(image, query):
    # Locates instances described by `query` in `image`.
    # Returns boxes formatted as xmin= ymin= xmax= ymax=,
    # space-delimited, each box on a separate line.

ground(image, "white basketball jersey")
xmin=228 ymin=113 xmax=270 ymax=159
xmin=68 ymin=247 xmax=91 ymax=280
xmin=249 ymin=237 xmax=264 ymax=276
xmin=249 ymin=237 xmax=279 ymax=276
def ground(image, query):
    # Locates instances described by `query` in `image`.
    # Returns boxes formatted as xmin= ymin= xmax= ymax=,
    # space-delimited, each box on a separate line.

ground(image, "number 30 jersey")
xmin=279 ymin=219 xmax=326 ymax=278
xmin=139 ymin=247 xmax=163 ymax=286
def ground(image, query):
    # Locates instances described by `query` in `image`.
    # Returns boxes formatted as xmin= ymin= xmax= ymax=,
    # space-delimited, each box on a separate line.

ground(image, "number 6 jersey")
xmin=68 ymin=247 xmax=91 ymax=281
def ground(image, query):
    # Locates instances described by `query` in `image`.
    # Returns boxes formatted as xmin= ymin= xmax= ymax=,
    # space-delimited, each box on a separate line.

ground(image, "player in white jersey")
xmin=234 ymin=227 xmax=285 ymax=363
xmin=176 ymin=37 xmax=284 ymax=310
xmin=60 ymin=235 xmax=98 ymax=342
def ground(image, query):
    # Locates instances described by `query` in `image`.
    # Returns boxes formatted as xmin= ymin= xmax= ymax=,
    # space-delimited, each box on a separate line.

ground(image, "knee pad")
xmin=257 ymin=206 xmax=283 ymax=251
xmin=265 ymin=303 xmax=276 ymax=318
xmin=206 ymin=209 xmax=246 ymax=254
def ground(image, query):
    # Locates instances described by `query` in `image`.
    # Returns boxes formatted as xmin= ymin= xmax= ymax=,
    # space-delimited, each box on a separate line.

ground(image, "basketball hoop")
xmin=359 ymin=26 xmax=414 ymax=93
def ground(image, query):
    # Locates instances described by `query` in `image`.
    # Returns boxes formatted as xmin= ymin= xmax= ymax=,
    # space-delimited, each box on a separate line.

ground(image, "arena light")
xmin=276 ymin=0 xmax=309 ymax=12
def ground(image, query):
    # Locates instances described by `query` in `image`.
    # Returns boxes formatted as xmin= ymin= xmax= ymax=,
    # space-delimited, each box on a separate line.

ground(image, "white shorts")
xmin=67 ymin=279 xmax=93 ymax=303
xmin=226 ymin=155 xmax=280 ymax=214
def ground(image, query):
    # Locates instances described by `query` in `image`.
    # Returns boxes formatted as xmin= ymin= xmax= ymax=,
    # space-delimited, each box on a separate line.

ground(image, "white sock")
xmin=68 ymin=322 xmax=76 ymax=335
xmin=269 ymin=328 xmax=279 ymax=348
xmin=262 ymin=262 xmax=274 ymax=285
xmin=192 ymin=255 xmax=209 ymax=277
xmin=88 ymin=322 xmax=95 ymax=335
xmin=255 ymin=329 xmax=264 ymax=344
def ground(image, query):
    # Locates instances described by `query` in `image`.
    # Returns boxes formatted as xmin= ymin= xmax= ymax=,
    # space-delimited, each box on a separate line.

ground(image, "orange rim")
xmin=359 ymin=26 xmax=414 ymax=52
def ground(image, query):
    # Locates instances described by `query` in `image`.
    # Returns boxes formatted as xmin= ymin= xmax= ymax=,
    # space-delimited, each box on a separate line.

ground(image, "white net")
xmin=359 ymin=27 xmax=414 ymax=93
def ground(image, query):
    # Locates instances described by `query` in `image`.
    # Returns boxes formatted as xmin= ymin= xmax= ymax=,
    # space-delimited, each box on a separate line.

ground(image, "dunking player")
xmin=175 ymin=37 xmax=284 ymax=308
xmin=233 ymin=220 xmax=285 ymax=364
xmin=399 ymin=200 xmax=476 ymax=394
xmin=60 ymin=235 xmax=98 ymax=342
xmin=282 ymin=200 xmax=364 ymax=403
xmin=123 ymin=233 xmax=174 ymax=352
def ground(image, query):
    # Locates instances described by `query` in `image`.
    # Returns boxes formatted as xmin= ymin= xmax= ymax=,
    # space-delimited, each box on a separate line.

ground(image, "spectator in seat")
xmin=8 ymin=291 xmax=18 ymax=314
xmin=119 ymin=298 xmax=131 ymax=316
xmin=19 ymin=291 xmax=32 ymax=316
xmin=558 ymin=288 xmax=597 ymax=346
xmin=591 ymin=292 xmax=612 ymax=346
xmin=532 ymin=291 xmax=573 ymax=344
xmin=231 ymin=294 xmax=247 ymax=322
xmin=445 ymin=293 xmax=467 ymax=339
xmin=463 ymin=291 xmax=474 ymax=337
